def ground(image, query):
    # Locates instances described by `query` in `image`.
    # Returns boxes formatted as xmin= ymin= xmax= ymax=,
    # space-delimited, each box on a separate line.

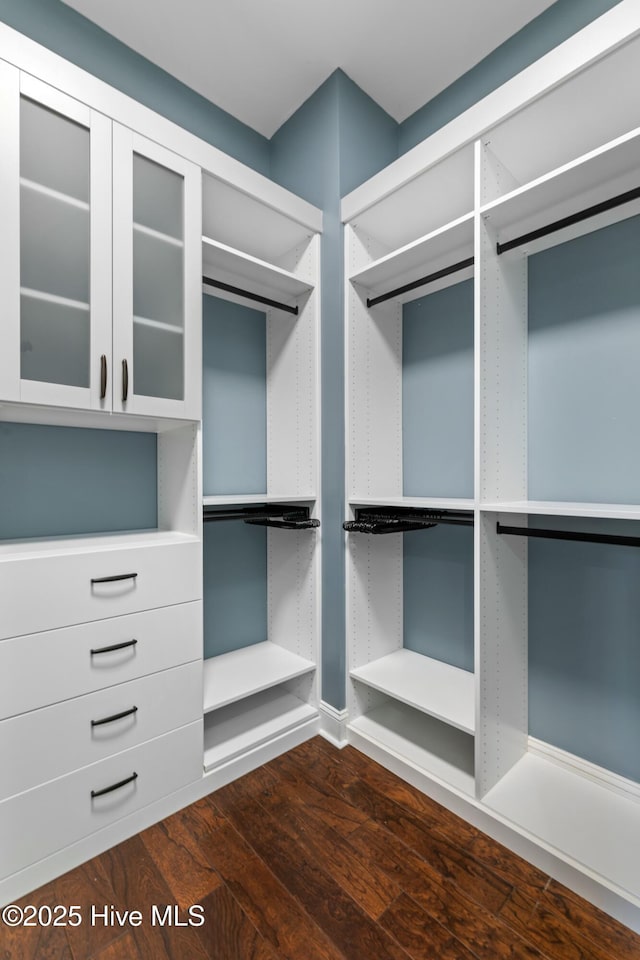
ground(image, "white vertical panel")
xmin=0 ymin=61 xmax=20 ymax=401
xmin=478 ymin=214 xmax=527 ymax=502
xmin=266 ymin=236 xmax=318 ymax=496
xmin=111 ymin=123 xmax=134 ymax=413
xmin=347 ymin=531 xmax=403 ymax=719
xmin=89 ymin=110 xmax=112 ymax=411
xmin=348 ymin=286 xmax=402 ymax=498
xmin=477 ymin=511 xmax=528 ymax=797
xmin=478 ymin=140 xmax=521 ymax=206
xmin=157 ymin=422 xmax=200 ymax=539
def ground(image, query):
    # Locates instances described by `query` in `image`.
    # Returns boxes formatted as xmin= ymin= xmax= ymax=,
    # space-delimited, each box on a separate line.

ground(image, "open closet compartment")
xmin=341 ymin=2 xmax=640 ymax=928
xmin=345 ymin=143 xmax=475 ymax=508
xmin=200 ymin=172 xmax=322 ymax=778
xmin=345 ymin=506 xmax=476 ymax=797
xmin=0 ymin=407 xmax=201 ymax=642
xmin=476 ymin=34 xmax=640 ymax=914
xmin=201 ymin=173 xmax=319 ymax=506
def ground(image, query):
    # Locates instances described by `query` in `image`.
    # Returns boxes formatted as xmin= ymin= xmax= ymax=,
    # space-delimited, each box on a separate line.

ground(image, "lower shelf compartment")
xmin=203 ymin=688 xmax=317 ymax=772
xmin=484 ymin=746 xmax=640 ymax=903
xmin=203 ymin=641 xmax=316 ymax=713
xmin=351 ymin=648 xmax=475 ymax=733
xmin=348 ymin=699 xmax=475 ymax=796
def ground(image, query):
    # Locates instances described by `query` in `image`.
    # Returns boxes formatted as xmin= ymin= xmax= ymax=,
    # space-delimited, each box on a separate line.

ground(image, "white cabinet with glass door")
xmin=113 ymin=128 xmax=201 ymax=420
xmin=0 ymin=68 xmax=201 ymax=419
xmin=0 ymin=69 xmax=111 ymax=410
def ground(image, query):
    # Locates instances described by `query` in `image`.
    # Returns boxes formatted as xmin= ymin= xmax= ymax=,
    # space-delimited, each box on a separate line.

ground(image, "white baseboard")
xmin=528 ymin=736 xmax=640 ymax=803
xmin=318 ymin=701 xmax=349 ymax=747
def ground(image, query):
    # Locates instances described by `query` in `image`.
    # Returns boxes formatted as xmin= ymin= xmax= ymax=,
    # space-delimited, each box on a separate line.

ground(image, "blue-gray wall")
xmin=403 ymin=281 xmax=474 ymax=499
xmin=270 ymin=71 xmax=397 ymax=709
xmin=202 ymin=295 xmax=267 ymax=496
xmin=0 ymin=0 xmax=270 ymax=174
xmin=398 ymin=0 xmax=624 ymax=153
xmin=0 ymin=422 xmax=156 ymax=539
xmin=404 ymin=525 xmax=474 ymax=672
xmin=203 ymin=520 xmax=267 ymax=659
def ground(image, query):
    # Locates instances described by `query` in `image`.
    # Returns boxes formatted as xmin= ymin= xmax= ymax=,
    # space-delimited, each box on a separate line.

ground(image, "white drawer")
xmin=0 ymin=720 xmax=203 ymax=881
xmin=0 ymin=538 xmax=201 ymax=640
xmin=0 ymin=661 xmax=202 ymax=801
xmin=0 ymin=602 xmax=202 ymax=720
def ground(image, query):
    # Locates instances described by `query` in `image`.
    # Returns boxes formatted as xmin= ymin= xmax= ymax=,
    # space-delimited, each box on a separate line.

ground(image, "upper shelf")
xmin=350 ymin=213 xmax=474 ymax=303
xmin=481 ymin=124 xmax=640 ymax=257
xmin=480 ymin=500 xmax=640 ymax=521
xmin=202 ymin=236 xmax=313 ymax=311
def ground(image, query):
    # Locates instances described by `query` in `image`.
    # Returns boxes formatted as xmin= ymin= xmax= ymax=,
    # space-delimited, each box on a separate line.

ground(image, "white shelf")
xmin=203 ymin=641 xmax=316 ymax=714
xmin=133 ymin=221 xmax=183 ymax=247
xmin=203 ymin=494 xmax=315 ymax=507
xmin=133 ymin=315 xmax=183 ymax=335
xmin=0 ymin=528 xmax=198 ymax=561
xmin=349 ymin=701 xmax=474 ymax=797
xmin=481 ymin=501 xmax=640 ymax=521
xmin=202 ymin=236 xmax=312 ymax=306
xmin=20 ymin=286 xmax=89 ymax=312
xmin=350 ymin=212 xmax=474 ymax=303
xmin=203 ymin=688 xmax=317 ymax=772
xmin=20 ymin=177 xmax=89 ymax=211
xmin=350 ymin=496 xmax=474 ymax=511
xmin=351 ymin=649 xmax=475 ymax=734
xmin=482 ymin=126 xmax=640 ymax=256
xmin=484 ymin=751 xmax=640 ymax=903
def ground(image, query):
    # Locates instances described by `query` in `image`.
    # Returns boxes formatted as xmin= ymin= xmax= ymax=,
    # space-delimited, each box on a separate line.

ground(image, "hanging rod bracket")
xmin=344 ymin=506 xmax=474 ymax=535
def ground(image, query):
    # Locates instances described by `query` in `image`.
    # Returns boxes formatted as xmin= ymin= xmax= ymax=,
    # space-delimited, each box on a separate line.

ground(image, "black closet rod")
xmin=496 ymin=184 xmax=640 ymax=255
xmin=496 ymin=522 xmax=640 ymax=548
xmin=366 ymin=256 xmax=474 ymax=308
xmin=202 ymin=276 xmax=299 ymax=316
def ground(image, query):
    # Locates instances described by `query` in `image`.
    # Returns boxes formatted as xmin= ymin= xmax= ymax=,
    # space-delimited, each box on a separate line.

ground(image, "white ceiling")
xmin=61 ymin=0 xmax=557 ymax=138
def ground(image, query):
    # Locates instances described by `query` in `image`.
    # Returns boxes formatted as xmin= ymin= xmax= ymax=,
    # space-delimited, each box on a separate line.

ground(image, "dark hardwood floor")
xmin=3 ymin=737 xmax=640 ymax=959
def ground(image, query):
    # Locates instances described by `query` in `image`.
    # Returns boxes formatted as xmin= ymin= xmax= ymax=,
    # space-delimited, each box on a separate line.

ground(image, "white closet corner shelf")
xmin=202 ymin=641 xmax=316 ymax=714
xmin=481 ymin=127 xmax=640 ymax=258
xmin=351 ymin=212 xmax=474 ymax=306
xmin=480 ymin=501 xmax=640 ymax=520
xmin=203 ymin=494 xmax=316 ymax=508
xmin=351 ymin=496 xmax=475 ymax=512
xmin=202 ymin=236 xmax=313 ymax=315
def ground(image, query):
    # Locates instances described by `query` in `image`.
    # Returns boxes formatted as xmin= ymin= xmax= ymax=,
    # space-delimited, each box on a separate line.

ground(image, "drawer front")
xmin=0 ymin=540 xmax=201 ymax=640
xmin=0 ymin=661 xmax=202 ymax=801
xmin=0 ymin=602 xmax=202 ymax=720
xmin=0 ymin=720 xmax=203 ymax=881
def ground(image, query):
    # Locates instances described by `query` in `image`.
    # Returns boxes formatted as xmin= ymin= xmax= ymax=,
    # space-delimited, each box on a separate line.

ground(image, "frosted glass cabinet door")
xmin=112 ymin=127 xmax=202 ymax=419
xmin=0 ymin=72 xmax=112 ymax=409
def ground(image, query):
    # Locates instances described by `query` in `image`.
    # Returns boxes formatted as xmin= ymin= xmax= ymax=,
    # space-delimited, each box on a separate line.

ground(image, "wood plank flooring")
xmin=2 ymin=737 xmax=640 ymax=959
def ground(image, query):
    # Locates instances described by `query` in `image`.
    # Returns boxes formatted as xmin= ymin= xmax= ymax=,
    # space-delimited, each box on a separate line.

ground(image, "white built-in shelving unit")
xmin=343 ymin=2 xmax=640 ymax=931
xmin=200 ymin=172 xmax=322 ymax=778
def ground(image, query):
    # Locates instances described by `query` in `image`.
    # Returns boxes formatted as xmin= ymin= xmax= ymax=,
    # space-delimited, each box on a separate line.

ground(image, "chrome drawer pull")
xmin=91 ymin=772 xmax=138 ymax=799
xmin=91 ymin=706 xmax=138 ymax=728
xmin=91 ymin=573 xmax=138 ymax=584
xmin=91 ymin=639 xmax=138 ymax=656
